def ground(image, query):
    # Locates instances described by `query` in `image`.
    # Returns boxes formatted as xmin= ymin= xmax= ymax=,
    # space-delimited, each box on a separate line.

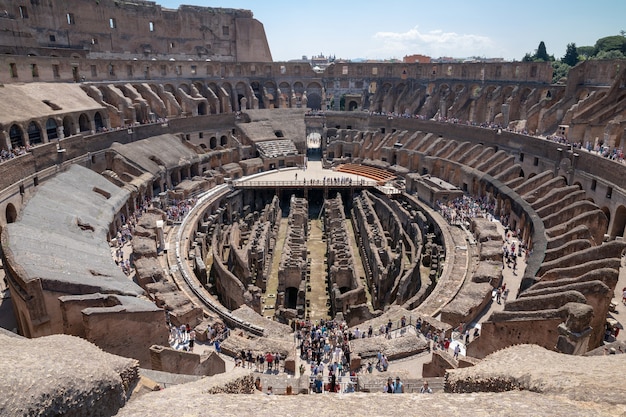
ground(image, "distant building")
xmin=403 ymin=54 xmax=431 ymax=64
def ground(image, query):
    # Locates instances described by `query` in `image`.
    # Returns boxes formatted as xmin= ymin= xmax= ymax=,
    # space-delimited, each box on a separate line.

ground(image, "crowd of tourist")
xmin=235 ymin=349 xmax=286 ymax=373
xmin=0 ymin=145 xmax=30 ymax=163
xmin=294 ymin=318 xmax=357 ymax=393
xmin=437 ymin=195 xmax=497 ymax=227
xmin=368 ymin=111 xmax=625 ymax=164
xmin=110 ymin=195 xmax=199 ymax=277
xmin=168 ymin=323 xmax=197 ymax=352
xmin=166 ymin=198 xmax=197 ymax=222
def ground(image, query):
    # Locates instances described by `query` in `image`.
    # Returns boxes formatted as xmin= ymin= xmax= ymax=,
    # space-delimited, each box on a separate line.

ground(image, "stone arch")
xmin=306 ymin=82 xmax=323 ymax=110
xmin=601 ymin=206 xmax=611 ymax=228
xmin=164 ymin=84 xmax=176 ymax=95
xmin=6 ymin=203 xmax=17 ymax=223
xmin=348 ymin=100 xmax=358 ymax=111
xmin=220 ymin=82 xmax=236 ymax=112
xmin=263 ymin=80 xmax=277 ymax=109
xmin=220 ymin=135 xmax=228 ymax=146
xmin=198 ymin=102 xmax=207 ymax=115
xmin=62 ymin=116 xmax=75 ymax=137
xmin=610 ymin=205 xmax=626 ymax=238
xmin=293 ymin=82 xmax=305 ymax=108
xmin=278 ymin=81 xmax=291 ymax=107
xmin=9 ymin=124 xmax=24 ymax=148
xmin=210 ymin=136 xmax=217 ymax=149
xmin=94 ymin=112 xmax=105 ymax=131
xmin=234 ymin=82 xmax=248 ymax=110
xmin=46 ymin=118 xmax=59 ymax=140
xmin=78 ymin=113 xmax=90 ymax=132
xmin=27 ymin=121 xmax=42 ymax=145
xmin=519 ymin=87 xmax=533 ymax=103
xmin=179 ymin=83 xmax=191 ymax=95
xmin=250 ymin=81 xmax=264 ymax=109
xmin=207 ymin=82 xmax=221 ymax=112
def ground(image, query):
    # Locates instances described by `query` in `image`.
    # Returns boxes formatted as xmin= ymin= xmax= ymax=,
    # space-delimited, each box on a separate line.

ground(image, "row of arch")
xmin=2 ymin=112 xmax=106 ymax=150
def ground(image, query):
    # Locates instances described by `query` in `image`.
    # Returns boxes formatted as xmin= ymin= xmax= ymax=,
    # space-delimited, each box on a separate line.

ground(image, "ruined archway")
xmin=27 ymin=121 xmax=42 ymax=145
xmin=610 ymin=205 xmax=626 ymax=238
xmin=46 ymin=118 xmax=58 ymax=140
xmin=78 ymin=113 xmax=90 ymax=132
xmin=62 ymin=116 xmax=75 ymax=138
xmin=6 ymin=203 xmax=17 ymax=223
xmin=284 ymin=287 xmax=298 ymax=309
xmin=198 ymin=102 xmax=207 ymax=115
xmin=9 ymin=124 xmax=24 ymax=149
xmin=94 ymin=112 xmax=104 ymax=131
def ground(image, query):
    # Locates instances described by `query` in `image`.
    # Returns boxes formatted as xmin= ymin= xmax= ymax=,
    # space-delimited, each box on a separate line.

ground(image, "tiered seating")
xmin=256 ymin=140 xmax=298 ymax=158
xmin=336 ymin=163 xmax=396 ymax=183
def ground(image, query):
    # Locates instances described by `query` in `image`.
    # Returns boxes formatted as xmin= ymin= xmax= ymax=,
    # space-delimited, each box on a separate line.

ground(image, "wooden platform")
xmin=336 ymin=164 xmax=396 ymax=184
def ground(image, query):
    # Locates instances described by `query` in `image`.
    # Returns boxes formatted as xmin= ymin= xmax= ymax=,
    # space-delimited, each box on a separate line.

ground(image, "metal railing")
xmin=232 ymin=179 xmax=380 ymax=188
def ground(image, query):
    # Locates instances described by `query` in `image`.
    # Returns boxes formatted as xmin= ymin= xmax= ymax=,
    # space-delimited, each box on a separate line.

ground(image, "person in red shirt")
xmin=265 ymin=352 xmax=274 ymax=372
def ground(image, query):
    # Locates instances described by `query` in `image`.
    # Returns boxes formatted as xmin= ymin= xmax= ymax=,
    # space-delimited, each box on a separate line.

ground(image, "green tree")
xmin=536 ymin=41 xmax=550 ymax=61
xmin=595 ymin=49 xmax=626 ymax=60
xmin=562 ymin=43 xmax=579 ymax=66
xmin=594 ymin=35 xmax=626 ymax=55
xmin=551 ymin=61 xmax=571 ymax=84
xmin=576 ymin=45 xmax=595 ymax=59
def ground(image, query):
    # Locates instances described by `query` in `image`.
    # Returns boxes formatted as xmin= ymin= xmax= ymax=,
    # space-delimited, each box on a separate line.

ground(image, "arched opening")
xmin=78 ymin=113 xmax=90 ymax=132
xmin=198 ymin=102 xmax=207 ymax=115
xmin=27 ymin=121 xmax=42 ymax=145
xmin=6 ymin=203 xmax=17 ymax=223
xmin=348 ymin=101 xmax=359 ymax=111
xmin=220 ymin=135 xmax=228 ymax=146
xmin=284 ymin=287 xmax=298 ymax=309
xmin=9 ymin=124 xmax=24 ymax=149
xmin=250 ymin=81 xmax=264 ymax=109
xmin=62 ymin=116 xmax=75 ymax=137
xmin=210 ymin=137 xmax=217 ymax=149
xmin=601 ymin=206 xmax=611 ymax=227
xmin=94 ymin=112 xmax=104 ymax=131
xmin=46 ymin=118 xmax=58 ymax=140
xmin=610 ymin=205 xmax=626 ymax=238
xmin=307 ymin=93 xmax=322 ymax=110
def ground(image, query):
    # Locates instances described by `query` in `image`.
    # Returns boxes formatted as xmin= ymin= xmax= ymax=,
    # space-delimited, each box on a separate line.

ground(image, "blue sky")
xmin=160 ymin=0 xmax=625 ymax=61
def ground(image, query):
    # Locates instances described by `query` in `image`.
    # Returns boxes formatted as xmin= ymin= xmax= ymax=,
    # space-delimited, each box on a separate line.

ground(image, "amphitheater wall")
xmin=211 ymin=245 xmax=248 ymax=311
xmin=0 ymin=1 xmax=269 ymax=62
xmin=82 ymin=306 xmax=167 ymax=368
xmin=422 ymin=350 xmax=457 ymax=378
xmin=467 ymin=316 xmax=564 ymax=359
xmin=150 ymin=345 xmax=226 ymax=376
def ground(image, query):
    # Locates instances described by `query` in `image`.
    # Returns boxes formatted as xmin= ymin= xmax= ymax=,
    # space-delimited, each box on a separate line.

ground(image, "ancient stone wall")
xmin=0 ymin=0 xmax=271 ymax=62
xmin=277 ymin=195 xmax=308 ymax=314
xmin=149 ymin=345 xmax=225 ymax=376
xmin=324 ymin=194 xmax=366 ymax=321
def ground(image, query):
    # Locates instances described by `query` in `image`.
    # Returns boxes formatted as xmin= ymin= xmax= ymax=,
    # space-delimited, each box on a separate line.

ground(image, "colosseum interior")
xmin=0 ymin=1 xmax=625 ymax=416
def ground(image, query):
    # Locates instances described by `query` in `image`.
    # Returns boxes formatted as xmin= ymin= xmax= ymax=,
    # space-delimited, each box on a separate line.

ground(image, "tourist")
xmin=394 ymin=377 xmax=404 ymax=393
xmin=453 ymin=344 xmax=461 ymax=359
xmin=254 ymin=377 xmax=262 ymax=392
xmin=188 ymin=328 xmax=195 ymax=352
xmin=420 ymin=381 xmax=433 ymax=393
xmin=383 ymin=377 xmax=394 ymax=393
xmin=265 ymin=351 xmax=274 ymax=372
xmin=266 ymin=386 xmax=273 ymax=395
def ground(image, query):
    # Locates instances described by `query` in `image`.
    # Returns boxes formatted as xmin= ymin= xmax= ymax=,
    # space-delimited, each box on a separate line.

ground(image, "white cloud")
xmin=369 ymin=26 xmax=495 ymax=59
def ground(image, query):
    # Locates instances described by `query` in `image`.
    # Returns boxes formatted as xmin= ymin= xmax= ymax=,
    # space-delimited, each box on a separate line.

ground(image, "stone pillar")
xmin=501 ymin=103 xmax=510 ymax=127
